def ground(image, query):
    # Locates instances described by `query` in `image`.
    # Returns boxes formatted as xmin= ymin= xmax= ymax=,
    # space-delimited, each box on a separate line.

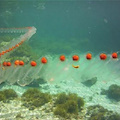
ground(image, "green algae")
xmin=0 ymin=89 xmax=17 ymax=102
xmin=21 ymin=88 xmax=52 ymax=109
xmin=54 ymin=92 xmax=84 ymax=118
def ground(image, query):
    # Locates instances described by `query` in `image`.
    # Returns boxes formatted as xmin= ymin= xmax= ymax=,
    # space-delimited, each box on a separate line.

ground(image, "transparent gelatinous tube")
xmin=0 ymin=27 xmax=37 ymax=85
xmin=0 ymin=27 xmax=36 ymax=57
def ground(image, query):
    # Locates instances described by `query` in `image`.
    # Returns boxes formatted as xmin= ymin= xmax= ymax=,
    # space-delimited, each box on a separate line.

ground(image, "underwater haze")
xmin=0 ymin=0 xmax=120 ymax=54
xmin=0 ymin=0 xmax=120 ymax=120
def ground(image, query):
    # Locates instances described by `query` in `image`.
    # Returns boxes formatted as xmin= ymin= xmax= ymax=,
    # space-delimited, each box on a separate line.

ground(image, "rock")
xmin=107 ymin=84 xmax=120 ymax=101
xmin=27 ymin=78 xmax=47 ymax=87
xmin=81 ymin=77 xmax=97 ymax=87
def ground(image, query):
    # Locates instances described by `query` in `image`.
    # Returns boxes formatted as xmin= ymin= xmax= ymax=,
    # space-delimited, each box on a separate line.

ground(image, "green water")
xmin=0 ymin=0 xmax=120 ymax=54
xmin=0 ymin=1 xmax=120 ymax=119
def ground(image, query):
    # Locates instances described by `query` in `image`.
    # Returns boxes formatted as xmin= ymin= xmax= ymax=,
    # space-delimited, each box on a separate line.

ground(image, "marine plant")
xmin=0 ymin=91 xmax=6 ymax=101
xmin=107 ymin=113 xmax=120 ymax=120
xmin=54 ymin=92 xmax=85 ymax=118
xmin=2 ymin=89 xmax=18 ymax=99
xmin=87 ymin=105 xmax=120 ymax=120
xmin=0 ymin=89 xmax=17 ymax=101
xmin=54 ymin=106 xmax=67 ymax=118
xmin=21 ymin=88 xmax=52 ymax=109
xmin=55 ymin=92 xmax=68 ymax=105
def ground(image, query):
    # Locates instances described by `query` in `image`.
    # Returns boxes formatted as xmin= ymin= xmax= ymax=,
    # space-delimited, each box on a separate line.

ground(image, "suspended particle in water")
xmin=72 ymin=64 xmax=79 ymax=68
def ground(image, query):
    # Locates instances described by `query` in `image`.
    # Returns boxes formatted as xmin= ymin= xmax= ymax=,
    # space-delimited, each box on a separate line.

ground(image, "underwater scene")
xmin=0 ymin=0 xmax=120 ymax=120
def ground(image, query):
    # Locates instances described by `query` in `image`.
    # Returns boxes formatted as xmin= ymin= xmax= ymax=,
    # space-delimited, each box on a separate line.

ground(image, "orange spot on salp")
xmin=41 ymin=57 xmax=47 ymax=64
xmin=60 ymin=55 xmax=65 ymax=61
xmin=100 ymin=53 xmax=107 ymax=60
xmin=112 ymin=52 xmax=118 ymax=59
xmin=15 ymin=44 xmax=19 ymax=47
xmin=5 ymin=50 xmax=9 ymax=53
xmin=21 ymin=40 xmax=24 ymax=43
xmin=3 ymin=62 xmax=7 ymax=66
xmin=1 ymin=51 xmax=5 ymax=55
xmin=18 ymin=43 xmax=21 ymax=45
xmin=3 ymin=51 xmax=6 ymax=54
xmin=20 ymin=40 xmax=24 ymax=44
xmin=14 ymin=60 xmax=20 ymax=66
xmin=11 ymin=48 xmax=13 ymax=50
xmin=27 ymin=27 xmax=32 ymax=30
xmin=7 ymin=62 xmax=11 ymax=66
xmin=86 ymin=53 xmax=92 ymax=60
xmin=19 ymin=60 xmax=24 ymax=66
xmin=31 ymin=61 xmax=37 ymax=66
xmin=9 ymin=48 xmax=12 ymax=51
xmin=72 ymin=55 xmax=79 ymax=61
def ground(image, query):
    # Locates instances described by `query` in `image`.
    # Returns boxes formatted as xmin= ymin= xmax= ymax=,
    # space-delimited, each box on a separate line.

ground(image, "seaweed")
xmin=87 ymin=105 xmax=120 ymax=120
xmin=21 ymin=88 xmax=52 ymax=109
xmin=0 ymin=89 xmax=17 ymax=102
xmin=54 ymin=106 xmax=67 ymax=118
xmin=0 ymin=91 xmax=6 ymax=101
xmin=54 ymin=92 xmax=85 ymax=118
xmin=108 ymin=113 xmax=120 ymax=120
xmin=2 ymin=89 xmax=18 ymax=99
xmin=55 ymin=93 xmax=68 ymax=105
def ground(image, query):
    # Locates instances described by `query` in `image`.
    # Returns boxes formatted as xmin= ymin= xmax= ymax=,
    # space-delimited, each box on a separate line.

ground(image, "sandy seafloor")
xmin=0 ymin=53 xmax=120 ymax=120
xmin=0 ymin=75 xmax=120 ymax=120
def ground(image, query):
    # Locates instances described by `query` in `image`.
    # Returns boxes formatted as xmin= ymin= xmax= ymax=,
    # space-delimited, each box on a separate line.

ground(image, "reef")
xmin=53 ymin=93 xmax=85 ymax=118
